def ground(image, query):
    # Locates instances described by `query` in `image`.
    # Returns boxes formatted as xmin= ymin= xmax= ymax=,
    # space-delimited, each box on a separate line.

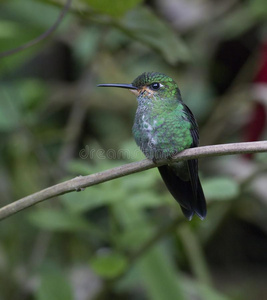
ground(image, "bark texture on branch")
xmin=0 ymin=141 xmax=266 ymax=221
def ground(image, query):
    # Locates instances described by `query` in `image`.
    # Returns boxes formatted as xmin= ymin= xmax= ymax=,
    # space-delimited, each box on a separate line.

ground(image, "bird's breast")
xmin=133 ymin=110 xmax=192 ymax=160
xmin=140 ymin=114 xmax=164 ymax=143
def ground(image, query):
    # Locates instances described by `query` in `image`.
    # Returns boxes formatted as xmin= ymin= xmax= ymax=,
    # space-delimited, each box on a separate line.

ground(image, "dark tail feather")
xmin=158 ymin=164 xmax=206 ymax=220
xmin=180 ymin=206 xmax=194 ymax=221
xmin=194 ymin=177 xmax=206 ymax=220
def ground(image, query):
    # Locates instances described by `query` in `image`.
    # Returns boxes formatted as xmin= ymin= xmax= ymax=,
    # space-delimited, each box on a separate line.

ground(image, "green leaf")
xmin=116 ymin=227 xmax=152 ymax=251
xmin=202 ymin=177 xmax=239 ymax=201
xmin=61 ymin=182 xmax=125 ymax=213
xmin=67 ymin=159 xmax=121 ymax=176
xmin=138 ymin=246 xmax=185 ymax=300
xmin=218 ymin=6 xmax=255 ymax=39
xmin=36 ymin=270 xmax=73 ymax=300
xmin=0 ymin=87 xmax=20 ymax=131
xmin=83 ymin=0 xmax=143 ymax=17
xmin=127 ymin=192 xmax=163 ymax=209
xmin=118 ymin=7 xmax=190 ymax=64
xmin=249 ymin=0 xmax=267 ymax=18
xmin=5 ymin=0 xmax=67 ymax=31
xmin=90 ymin=252 xmax=128 ymax=279
xmin=0 ymin=21 xmax=19 ymax=38
xmin=73 ymin=27 xmax=102 ymax=65
xmin=182 ymin=277 xmax=232 ymax=300
xmin=27 ymin=209 xmax=89 ymax=232
xmin=17 ymin=79 xmax=47 ymax=109
xmin=121 ymin=173 xmax=158 ymax=193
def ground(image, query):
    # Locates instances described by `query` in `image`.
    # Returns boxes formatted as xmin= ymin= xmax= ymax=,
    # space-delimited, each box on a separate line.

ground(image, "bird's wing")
xmin=182 ymin=104 xmax=199 ymax=195
xmin=183 ymin=104 xmax=206 ymax=219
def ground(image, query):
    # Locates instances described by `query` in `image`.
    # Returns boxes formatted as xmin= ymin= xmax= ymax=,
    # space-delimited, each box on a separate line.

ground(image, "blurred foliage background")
xmin=0 ymin=0 xmax=267 ymax=299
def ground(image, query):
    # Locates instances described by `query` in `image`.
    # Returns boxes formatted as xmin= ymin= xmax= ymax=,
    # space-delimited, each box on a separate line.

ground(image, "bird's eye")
xmin=150 ymin=82 xmax=160 ymax=90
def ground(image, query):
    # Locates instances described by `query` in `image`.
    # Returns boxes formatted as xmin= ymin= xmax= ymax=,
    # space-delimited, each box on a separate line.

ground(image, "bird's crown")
xmin=132 ymin=72 xmax=175 ymax=88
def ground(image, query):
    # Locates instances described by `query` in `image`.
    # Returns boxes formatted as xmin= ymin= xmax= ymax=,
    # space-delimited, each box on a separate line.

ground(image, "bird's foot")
xmin=152 ymin=157 xmax=157 ymax=164
xmin=166 ymin=155 xmax=174 ymax=163
xmin=152 ymin=155 xmax=174 ymax=164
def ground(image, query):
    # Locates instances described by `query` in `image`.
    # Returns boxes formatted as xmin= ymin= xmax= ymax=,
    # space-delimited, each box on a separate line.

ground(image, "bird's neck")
xmin=136 ymin=95 xmax=181 ymax=115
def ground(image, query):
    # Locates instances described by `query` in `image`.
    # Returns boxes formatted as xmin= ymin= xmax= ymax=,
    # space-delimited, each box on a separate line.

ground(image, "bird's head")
xmin=98 ymin=72 xmax=181 ymax=102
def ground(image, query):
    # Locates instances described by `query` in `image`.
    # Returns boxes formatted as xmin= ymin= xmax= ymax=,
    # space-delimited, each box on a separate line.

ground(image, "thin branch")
xmin=0 ymin=0 xmax=72 ymax=58
xmin=0 ymin=141 xmax=267 ymax=221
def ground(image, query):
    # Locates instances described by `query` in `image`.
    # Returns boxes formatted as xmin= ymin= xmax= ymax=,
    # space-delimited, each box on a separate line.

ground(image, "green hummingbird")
xmin=98 ymin=72 xmax=206 ymax=220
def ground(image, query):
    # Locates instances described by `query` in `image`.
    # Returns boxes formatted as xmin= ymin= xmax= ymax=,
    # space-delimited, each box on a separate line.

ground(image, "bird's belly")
xmin=141 ymin=129 xmax=180 ymax=159
xmin=133 ymin=118 xmax=192 ymax=160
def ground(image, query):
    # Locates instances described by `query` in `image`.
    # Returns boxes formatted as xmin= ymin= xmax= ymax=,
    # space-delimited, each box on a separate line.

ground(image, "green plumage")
xmin=132 ymin=73 xmax=193 ymax=160
xmin=98 ymin=72 xmax=207 ymax=220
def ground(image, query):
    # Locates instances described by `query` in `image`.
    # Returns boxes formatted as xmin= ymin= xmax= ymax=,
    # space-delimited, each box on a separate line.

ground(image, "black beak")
xmin=97 ymin=83 xmax=137 ymax=90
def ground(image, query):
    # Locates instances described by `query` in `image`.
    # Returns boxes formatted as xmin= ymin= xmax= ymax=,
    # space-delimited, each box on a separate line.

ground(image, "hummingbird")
xmin=98 ymin=72 xmax=206 ymax=220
